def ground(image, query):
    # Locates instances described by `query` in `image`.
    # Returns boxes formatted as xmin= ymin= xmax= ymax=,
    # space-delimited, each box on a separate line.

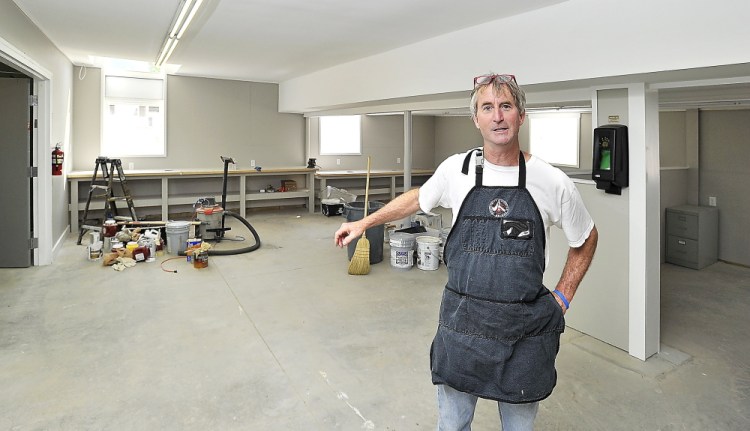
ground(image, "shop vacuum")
xmin=184 ymin=156 xmax=261 ymax=256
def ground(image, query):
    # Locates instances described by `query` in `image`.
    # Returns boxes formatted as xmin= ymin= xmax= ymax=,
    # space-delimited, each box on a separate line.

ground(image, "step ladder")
xmin=77 ymin=157 xmax=138 ymax=245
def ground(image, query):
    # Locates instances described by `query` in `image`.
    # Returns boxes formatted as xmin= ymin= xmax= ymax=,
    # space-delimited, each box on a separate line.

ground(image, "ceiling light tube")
xmin=156 ymin=0 xmax=203 ymax=67
xmin=161 ymin=39 xmax=180 ymax=66
xmin=156 ymin=37 xmax=176 ymax=67
xmin=169 ymin=0 xmax=193 ymax=38
xmin=176 ymin=0 xmax=203 ymax=39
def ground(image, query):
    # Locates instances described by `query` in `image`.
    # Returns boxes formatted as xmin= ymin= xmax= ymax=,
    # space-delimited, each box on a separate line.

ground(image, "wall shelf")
xmin=315 ymin=169 xmax=434 ymax=205
xmin=68 ymin=167 xmax=315 ymax=233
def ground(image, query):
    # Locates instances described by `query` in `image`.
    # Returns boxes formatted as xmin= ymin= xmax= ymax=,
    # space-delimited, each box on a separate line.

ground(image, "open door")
xmin=0 ymin=63 xmax=34 ymax=267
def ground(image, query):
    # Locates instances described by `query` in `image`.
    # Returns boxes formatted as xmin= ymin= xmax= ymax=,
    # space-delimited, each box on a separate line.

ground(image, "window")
xmin=102 ymin=74 xmax=165 ymax=157
xmin=528 ymin=112 xmax=580 ymax=167
xmin=319 ymin=115 xmax=361 ymax=155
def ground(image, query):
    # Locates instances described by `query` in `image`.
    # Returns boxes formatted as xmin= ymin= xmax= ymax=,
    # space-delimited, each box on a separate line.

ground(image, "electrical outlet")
xmin=128 ymin=162 xmax=134 ymax=170
xmin=250 ymin=159 xmax=255 ymax=167
xmin=397 ymin=157 xmax=401 ymax=164
xmin=708 ymin=196 xmax=717 ymax=207
xmin=336 ymin=158 xmax=341 ymax=165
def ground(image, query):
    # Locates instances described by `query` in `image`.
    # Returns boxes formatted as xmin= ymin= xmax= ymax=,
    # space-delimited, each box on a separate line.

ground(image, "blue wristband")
xmin=553 ymin=289 xmax=570 ymax=310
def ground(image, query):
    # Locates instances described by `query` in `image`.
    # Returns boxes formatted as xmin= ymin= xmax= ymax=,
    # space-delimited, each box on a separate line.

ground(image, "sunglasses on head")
xmin=473 ymin=74 xmax=517 ymax=88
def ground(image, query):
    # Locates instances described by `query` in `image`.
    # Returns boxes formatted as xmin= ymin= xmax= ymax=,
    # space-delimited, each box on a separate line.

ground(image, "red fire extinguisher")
xmin=52 ymin=144 xmax=64 ymax=176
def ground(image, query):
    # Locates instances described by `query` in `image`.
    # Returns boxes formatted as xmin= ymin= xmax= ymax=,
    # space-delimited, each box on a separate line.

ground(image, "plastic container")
xmin=103 ymin=219 xmax=117 ymax=237
xmin=389 ymin=232 xmax=415 ymax=270
xmin=166 ymin=221 xmax=191 ymax=255
xmin=321 ymin=198 xmax=344 ymax=216
xmin=416 ymin=236 xmax=441 ymax=270
xmin=344 ymin=201 xmax=385 ymax=264
xmin=87 ymin=242 xmax=103 ymax=261
xmin=132 ymin=246 xmax=150 ymax=262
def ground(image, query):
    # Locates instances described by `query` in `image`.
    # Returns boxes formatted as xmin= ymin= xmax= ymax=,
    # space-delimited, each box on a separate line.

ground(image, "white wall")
xmin=280 ymin=0 xmax=750 ymax=113
xmin=72 ymin=70 xmax=306 ymax=171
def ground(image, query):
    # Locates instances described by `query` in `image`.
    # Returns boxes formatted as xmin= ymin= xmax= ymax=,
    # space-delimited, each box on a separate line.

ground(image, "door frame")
xmin=0 ymin=36 xmax=53 ymax=265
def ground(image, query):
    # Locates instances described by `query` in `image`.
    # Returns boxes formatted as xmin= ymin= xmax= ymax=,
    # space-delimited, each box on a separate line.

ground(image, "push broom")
xmin=348 ymin=157 xmax=372 ymax=275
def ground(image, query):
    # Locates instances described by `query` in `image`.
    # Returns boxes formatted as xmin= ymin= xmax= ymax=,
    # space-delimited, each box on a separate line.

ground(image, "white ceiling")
xmin=12 ymin=0 xmax=566 ymax=83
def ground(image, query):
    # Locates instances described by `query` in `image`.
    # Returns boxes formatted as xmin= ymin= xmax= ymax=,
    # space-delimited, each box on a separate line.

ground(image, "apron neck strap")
xmin=461 ymin=149 xmax=527 ymax=188
xmin=518 ymin=152 xmax=526 ymax=188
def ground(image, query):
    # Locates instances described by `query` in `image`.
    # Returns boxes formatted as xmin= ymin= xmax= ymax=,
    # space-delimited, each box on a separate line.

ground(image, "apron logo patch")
xmin=488 ymin=198 xmax=509 ymax=217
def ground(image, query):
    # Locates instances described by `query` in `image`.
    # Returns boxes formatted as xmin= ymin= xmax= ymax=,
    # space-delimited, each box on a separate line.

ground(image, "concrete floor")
xmin=1 ymin=208 xmax=749 ymax=430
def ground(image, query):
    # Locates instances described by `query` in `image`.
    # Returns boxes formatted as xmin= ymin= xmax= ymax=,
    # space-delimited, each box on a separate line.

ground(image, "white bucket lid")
xmin=166 ymin=220 xmax=191 ymax=231
xmin=416 ymin=235 xmax=441 ymax=245
xmin=389 ymin=232 xmax=415 ymax=247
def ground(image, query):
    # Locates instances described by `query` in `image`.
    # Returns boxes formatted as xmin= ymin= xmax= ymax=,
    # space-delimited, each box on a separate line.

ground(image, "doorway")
xmin=0 ymin=36 xmax=53 ymax=267
xmin=0 ymin=61 xmax=34 ymax=267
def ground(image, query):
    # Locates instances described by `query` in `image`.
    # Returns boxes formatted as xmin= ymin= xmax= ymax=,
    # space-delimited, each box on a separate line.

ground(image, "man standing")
xmin=334 ymin=73 xmax=598 ymax=430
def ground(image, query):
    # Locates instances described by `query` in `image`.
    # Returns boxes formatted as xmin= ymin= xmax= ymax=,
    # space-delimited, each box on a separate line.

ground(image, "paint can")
xmin=416 ymin=236 xmax=441 ymax=271
xmin=193 ymin=250 xmax=208 ymax=269
xmin=165 ymin=221 xmax=191 ymax=255
xmin=186 ymin=238 xmax=202 ymax=262
xmin=389 ymin=232 xmax=415 ymax=270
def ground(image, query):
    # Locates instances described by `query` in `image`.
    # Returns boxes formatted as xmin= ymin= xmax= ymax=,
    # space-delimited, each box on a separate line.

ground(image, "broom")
xmin=348 ymin=156 xmax=372 ymax=275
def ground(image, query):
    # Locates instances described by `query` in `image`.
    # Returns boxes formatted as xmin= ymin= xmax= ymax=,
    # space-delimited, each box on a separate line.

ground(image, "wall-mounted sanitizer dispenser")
xmin=592 ymin=124 xmax=629 ymax=195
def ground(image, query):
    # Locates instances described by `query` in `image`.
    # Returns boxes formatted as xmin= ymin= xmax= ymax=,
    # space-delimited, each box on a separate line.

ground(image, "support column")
xmin=685 ymin=109 xmax=700 ymax=206
xmin=627 ymin=83 xmax=661 ymax=360
xmin=403 ymin=111 xmax=413 ymax=192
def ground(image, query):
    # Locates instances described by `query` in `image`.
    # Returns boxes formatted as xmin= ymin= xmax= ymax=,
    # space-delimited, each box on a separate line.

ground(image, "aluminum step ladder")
xmin=77 ymin=157 xmax=138 ymax=244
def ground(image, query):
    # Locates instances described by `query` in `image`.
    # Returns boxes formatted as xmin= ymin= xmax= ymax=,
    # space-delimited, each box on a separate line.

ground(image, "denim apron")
xmin=430 ymin=149 xmax=565 ymax=403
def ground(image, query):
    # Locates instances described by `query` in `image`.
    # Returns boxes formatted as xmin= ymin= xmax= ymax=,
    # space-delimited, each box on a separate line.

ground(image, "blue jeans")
xmin=436 ymin=384 xmax=539 ymax=431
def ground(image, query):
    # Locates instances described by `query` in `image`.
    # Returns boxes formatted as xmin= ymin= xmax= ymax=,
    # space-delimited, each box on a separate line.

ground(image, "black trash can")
xmin=344 ymin=201 xmax=385 ymax=264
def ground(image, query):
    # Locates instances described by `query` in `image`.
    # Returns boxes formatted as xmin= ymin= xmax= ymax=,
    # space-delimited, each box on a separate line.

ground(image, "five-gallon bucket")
xmin=344 ymin=201 xmax=385 ymax=264
xmin=166 ymin=221 xmax=191 ymax=255
xmin=416 ymin=235 xmax=441 ymax=270
xmin=389 ymin=232 xmax=415 ymax=270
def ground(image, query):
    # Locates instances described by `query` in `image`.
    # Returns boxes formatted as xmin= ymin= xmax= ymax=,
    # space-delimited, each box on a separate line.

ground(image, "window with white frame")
xmin=528 ymin=112 xmax=580 ymax=167
xmin=319 ymin=115 xmax=361 ymax=155
xmin=102 ymin=74 xmax=166 ymax=157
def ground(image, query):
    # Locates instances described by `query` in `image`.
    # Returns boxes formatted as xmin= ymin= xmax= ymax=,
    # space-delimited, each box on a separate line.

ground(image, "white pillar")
xmin=403 ymin=111 xmax=413 ymax=192
xmin=627 ymin=83 xmax=661 ymax=360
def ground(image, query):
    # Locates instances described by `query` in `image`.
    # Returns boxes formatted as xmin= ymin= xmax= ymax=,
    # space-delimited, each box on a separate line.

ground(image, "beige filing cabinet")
xmin=666 ymin=205 xmax=719 ymax=269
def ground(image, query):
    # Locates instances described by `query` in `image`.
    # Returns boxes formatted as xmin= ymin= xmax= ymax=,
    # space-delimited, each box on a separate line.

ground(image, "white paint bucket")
xmin=165 ymin=221 xmax=191 ymax=255
xmin=416 ymin=236 xmax=441 ymax=271
xmin=389 ymin=232 xmax=415 ymax=270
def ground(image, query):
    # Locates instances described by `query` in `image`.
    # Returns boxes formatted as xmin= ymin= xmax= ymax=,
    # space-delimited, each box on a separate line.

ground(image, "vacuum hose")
xmin=206 ymin=210 xmax=261 ymax=255
xmin=179 ymin=210 xmax=260 ymax=256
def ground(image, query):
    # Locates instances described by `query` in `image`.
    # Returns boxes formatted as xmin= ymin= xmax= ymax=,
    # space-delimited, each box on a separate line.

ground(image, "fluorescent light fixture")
xmin=177 ymin=0 xmax=203 ymax=39
xmin=155 ymin=0 xmax=203 ymax=67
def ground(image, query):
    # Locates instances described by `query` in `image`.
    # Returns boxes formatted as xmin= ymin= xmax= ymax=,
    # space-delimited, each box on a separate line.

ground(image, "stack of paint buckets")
xmin=389 ymin=231 xmax=443 ymax=271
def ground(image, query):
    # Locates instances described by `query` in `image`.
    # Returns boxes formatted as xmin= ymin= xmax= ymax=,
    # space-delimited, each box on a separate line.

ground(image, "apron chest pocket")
xmin=460 ymin=216 xmax=535 ymax=257
xmin=501 ymin=219 xmax=534 ymax=239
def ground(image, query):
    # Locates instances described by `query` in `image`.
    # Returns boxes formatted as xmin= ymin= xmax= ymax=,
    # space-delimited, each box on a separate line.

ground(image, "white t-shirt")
xmin=419 ymin=150 xmax=595 ymax=259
